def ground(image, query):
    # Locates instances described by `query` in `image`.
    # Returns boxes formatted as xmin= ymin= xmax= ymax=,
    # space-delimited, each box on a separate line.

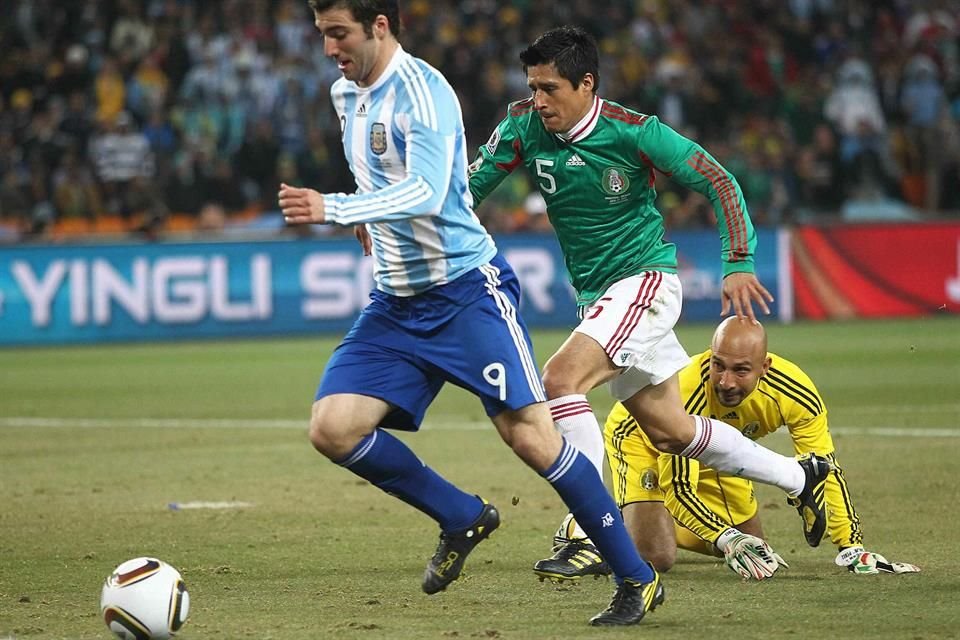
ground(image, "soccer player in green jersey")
xmin=467 ymin=26 xmax=831 ymax=582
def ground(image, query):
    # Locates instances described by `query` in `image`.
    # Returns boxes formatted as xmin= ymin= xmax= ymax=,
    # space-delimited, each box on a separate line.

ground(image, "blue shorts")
xmin=316 ymin=253 xmax=546 ymax=430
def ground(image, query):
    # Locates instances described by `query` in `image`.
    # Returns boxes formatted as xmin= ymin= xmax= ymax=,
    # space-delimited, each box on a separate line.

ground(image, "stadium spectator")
xmin=235 ymin=117 xmax=281 ymax=208
xmin=0 ymin=0 xmax=959 ymax=238
xmin=88 ymin=110 xmax=155 ymax=219
xmin=93 ymin=55 xmax=127 ymax=126
xmin=795 ymin=123 xmax=844 ymax=214
xmin=52 ymin=148 xmax=103 ymax=221
xmin=900 ymin=53 xmax=949 ymax=211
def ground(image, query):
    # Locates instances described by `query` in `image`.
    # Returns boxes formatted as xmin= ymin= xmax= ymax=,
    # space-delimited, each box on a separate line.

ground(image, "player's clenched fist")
xmin=279 ymin=183 xmax=326 ymax=225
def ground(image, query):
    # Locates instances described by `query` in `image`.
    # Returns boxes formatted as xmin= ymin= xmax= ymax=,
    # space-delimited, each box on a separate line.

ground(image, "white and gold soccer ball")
xmin=100 ymin=557 xmax=190 ymax=640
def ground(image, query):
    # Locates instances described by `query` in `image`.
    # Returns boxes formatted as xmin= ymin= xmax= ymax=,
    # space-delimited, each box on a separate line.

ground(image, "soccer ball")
xmin=100 ymin=557 xmax=190 ymax=640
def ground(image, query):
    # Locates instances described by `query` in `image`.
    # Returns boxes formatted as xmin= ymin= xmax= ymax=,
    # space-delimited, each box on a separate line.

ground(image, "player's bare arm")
xmin=721 ymin=272 xmax=774 ymax=322
xmin=279 ymin=182 xmax=326 ymax=225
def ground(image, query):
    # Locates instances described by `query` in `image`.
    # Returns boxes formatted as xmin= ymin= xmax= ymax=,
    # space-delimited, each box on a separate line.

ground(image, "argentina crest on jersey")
xmin=370 ymin=122 xmax=388 ymax=155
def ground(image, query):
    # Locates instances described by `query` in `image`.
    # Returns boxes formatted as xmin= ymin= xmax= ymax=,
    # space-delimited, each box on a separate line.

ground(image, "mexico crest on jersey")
xmin=370 ymin=122 xmax=388 ymax=155
xmin=602 ymin=167 xmax=631 ymax=195
xmin=641 ymin=467 xmax=658 ymax=491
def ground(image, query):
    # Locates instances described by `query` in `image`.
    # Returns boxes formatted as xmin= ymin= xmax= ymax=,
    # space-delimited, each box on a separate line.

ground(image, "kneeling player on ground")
xmin=551 ymin=318 xmax=921 ymax=579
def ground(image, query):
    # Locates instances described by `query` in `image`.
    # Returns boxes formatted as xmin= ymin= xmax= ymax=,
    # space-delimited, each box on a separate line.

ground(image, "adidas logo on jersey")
xmin=566 ymin=154 xmax=586 ymax=167
xmin=356 ymin=103 xmax=368 ymax=117
xmin=721 ymin=411 xmax=738 ymax=420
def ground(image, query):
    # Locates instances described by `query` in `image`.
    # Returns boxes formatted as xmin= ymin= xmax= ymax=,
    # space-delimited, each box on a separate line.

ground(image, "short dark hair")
xmin=519 ymin=26 xmax=600 ymax=93
xmin=307 ymin=0 xmax=401 ymax=37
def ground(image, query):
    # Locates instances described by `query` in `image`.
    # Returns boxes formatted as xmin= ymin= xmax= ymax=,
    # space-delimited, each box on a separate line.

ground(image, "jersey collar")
xmin=555 ymin=96 xmax=602 ymax=144
xmin=356 ymin=45 xmax=405 ymax=93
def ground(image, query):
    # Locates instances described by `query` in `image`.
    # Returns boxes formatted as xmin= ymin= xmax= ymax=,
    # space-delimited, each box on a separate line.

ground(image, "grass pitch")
xmin=1 ymin=317 xmax=959 ymax=639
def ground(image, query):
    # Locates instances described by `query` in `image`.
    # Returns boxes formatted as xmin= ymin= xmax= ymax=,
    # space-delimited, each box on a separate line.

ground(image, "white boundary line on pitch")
xmin=0 ymin=416 xmax=958 ymax=437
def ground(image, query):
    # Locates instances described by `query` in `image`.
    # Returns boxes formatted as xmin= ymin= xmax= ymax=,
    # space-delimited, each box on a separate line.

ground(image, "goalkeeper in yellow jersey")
xmin=585 ymin=317 xmax=918 ymax=579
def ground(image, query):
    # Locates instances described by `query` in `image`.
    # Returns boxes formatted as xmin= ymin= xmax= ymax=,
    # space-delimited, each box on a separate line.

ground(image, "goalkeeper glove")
xmin=716 ymin=528 xmax=789 ymax=580
xmin=835 ymin=546 xmax=921 ymax=575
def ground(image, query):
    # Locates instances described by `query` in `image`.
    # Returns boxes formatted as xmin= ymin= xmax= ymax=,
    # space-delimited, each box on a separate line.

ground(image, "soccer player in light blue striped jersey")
xmin=277 ymin=1 xmax=662 ymax=625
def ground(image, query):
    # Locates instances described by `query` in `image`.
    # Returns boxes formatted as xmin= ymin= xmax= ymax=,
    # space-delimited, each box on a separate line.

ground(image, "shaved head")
xmin=711 ymin=317 xmax=768 ymax=362
xmin=708 ymin=318 xmax=771 ymax=407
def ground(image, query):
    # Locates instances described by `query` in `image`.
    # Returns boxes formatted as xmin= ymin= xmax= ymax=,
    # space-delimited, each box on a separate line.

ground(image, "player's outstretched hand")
xmin=279 ymin=183 xmax=326 ymax=225
xmin=721 ymin=272 xmax=774 ymax=322
xmin=835 ymin=547 xmax=921 ymax=575
xmin=717 ymin=528 xmax=788 ymax=580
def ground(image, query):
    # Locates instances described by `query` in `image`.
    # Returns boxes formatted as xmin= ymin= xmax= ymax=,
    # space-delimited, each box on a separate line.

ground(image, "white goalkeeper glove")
xmin=716 ymin=528 xmax=789 ymax=580
xmin=835 ymin=547 xmax=921 ymax=575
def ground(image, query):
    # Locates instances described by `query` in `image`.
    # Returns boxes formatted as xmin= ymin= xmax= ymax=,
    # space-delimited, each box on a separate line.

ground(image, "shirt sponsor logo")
xmin=602 ymin=167 xmax=630 ymax=195
xmin=370 ymin=122 xmax=387 ymax=155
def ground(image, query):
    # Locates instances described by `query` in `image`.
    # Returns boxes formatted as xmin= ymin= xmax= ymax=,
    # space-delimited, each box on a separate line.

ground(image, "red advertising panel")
xmin=791 ymin=223 xmax=960 ymax=319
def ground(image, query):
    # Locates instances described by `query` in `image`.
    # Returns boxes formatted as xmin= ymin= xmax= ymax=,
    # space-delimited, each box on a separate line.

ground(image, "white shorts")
xmin=575 ymin=271 xmax=690 ymax=401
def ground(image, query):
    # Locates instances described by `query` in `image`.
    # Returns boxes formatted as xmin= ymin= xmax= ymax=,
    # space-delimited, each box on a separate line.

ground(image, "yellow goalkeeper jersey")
xmin=606 ymin=349 xmax=863 ymax=549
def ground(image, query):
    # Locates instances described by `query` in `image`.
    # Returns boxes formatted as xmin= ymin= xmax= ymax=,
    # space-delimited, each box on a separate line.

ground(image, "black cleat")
xmin=422 ymin=502 xmax=500 ymax=594
xmin=788 ymin=453 xmax=831 ymax=547
xmin=589 ymin=566 xmax=665 ymax=626
xmin=533 ymin=540 xmax=611 ymax=582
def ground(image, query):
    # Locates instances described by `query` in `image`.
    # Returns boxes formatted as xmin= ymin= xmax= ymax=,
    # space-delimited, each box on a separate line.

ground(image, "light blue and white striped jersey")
xmin=325 ymin=46 xmax=497 ymax=296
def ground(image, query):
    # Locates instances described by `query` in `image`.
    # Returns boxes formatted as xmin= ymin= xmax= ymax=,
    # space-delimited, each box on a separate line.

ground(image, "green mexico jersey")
xmin=469 ymin=96 xmax=756 ymax=305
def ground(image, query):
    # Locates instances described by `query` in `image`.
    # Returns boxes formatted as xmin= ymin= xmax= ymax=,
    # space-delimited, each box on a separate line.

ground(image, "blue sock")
xmin=337 ymin=429 xmax=484 ymax=532
xmin=542 ymin=439 xmax=654 ymax=584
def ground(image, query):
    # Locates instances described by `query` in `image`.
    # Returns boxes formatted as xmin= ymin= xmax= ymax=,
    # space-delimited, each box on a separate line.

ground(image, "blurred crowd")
xmin=0 ymin=0 xmax=958 ymax=242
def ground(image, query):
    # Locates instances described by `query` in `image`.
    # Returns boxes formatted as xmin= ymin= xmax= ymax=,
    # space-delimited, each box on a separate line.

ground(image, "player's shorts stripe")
xmin=762 ymin=377 xmax=821 ymax=417
xmin=767 ymin=368 xmax=824 ymax=413
xmin=609 ymin=417 xmax=637 ymax=506
xmin=604 ymin=271 xmax=662 ymax=357
xmin=545 ymin=441 xmax=577 ymax=483
xmin=711 ymin=469 xmax=739 ymax=526
xmin=603 ymin=272 xmax=658 ymax=357
xmin=670 ymin=456 xmax=729 ymax=533
xmin=827 ymin=453 xmax=863 ymax=546
xmin=339 ymin=430 xmax=378 ymax=468
xmin=479 ymin=263 xmax=546 ymax=402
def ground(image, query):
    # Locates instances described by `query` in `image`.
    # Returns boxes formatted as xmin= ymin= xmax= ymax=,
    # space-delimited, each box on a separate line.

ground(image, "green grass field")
xmin=2 ymin=317 xmax=959 ymax=639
